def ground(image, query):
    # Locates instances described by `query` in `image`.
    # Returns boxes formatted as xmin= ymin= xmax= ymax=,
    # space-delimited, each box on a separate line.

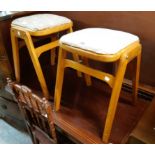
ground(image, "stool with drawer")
xmin=54 ymin=28 xmax=142 ymax=143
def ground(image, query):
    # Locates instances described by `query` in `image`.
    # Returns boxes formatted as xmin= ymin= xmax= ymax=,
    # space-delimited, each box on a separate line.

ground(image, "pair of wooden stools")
xmin=11 ymin=14 xmax=141 ymax=143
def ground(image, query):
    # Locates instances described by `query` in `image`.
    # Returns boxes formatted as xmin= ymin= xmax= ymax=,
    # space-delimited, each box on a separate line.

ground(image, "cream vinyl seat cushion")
xmin=60 ymin=28 xmax=139 ymax=55
xmin=11 ymin=14 xmax=72 ymax=31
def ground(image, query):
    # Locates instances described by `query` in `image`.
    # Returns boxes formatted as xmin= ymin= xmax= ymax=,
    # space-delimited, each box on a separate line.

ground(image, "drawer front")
xmin=0 ymin=97 xmax=26 ymax=131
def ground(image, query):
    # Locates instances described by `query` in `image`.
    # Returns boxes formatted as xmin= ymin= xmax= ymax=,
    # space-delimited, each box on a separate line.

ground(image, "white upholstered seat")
xmin=60 ymin=28 xmax=139 ymax=55
xmin=11 ymin=14 xmax=72 ymax=31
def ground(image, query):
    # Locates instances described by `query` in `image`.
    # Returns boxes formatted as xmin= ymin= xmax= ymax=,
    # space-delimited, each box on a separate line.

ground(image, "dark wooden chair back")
xmin=7 ymin=78 xmax=57 ymax=144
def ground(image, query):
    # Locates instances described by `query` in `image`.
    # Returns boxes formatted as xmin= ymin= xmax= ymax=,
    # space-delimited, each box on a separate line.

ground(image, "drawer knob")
xmin=1 ymin=104 xmax=7 ymax=110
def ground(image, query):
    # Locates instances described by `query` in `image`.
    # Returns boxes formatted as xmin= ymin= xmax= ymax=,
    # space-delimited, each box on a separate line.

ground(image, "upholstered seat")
xmin=12 ymin=14 xmax=72 ymax=31
xmin=60 ymin=28 xmax=139 ymax=55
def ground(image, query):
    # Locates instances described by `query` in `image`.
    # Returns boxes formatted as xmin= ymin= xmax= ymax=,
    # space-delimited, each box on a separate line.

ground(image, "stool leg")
xmin=11 ymin=30 xmax=20 ymax=82
xmin=72 ymin=54 xmax=82 ymax=77
xmin=81 ymin=57 xmax=92 ymax=86
xmin=113 ymin=60 xmax=119 ymax=76
xmin=132 ymin=51 xmax=141 ymax=105
xmin=68 ymin=27 xmax=82 ymax=78
xmin=51 ymin=48 xmax=56 ymax=66
xmin=24 ymin=34 xmax=50 ymax=99
xmin=102 ymin=58 xmax=128 ymax=143
xmin=68 ymin=27 xmax=92 ymax=84
xmin=54 ymin=48 xmax=66 ymax=111
xmin=50 ymin=35 xmax=58 ymax=66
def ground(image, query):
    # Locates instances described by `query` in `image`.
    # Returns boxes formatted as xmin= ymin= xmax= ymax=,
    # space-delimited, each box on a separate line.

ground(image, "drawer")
xmin=0 ymin=96 xmax=27 ymax=131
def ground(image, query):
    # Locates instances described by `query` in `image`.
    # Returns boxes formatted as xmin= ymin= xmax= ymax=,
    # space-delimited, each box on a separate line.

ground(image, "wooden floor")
xmin=128 ymin=97 xmax=155 ymax=144
xmin=53 ymin=78 xmax=149 ymax=143
xmin=20 ymin=61 xmax=150 ymax=143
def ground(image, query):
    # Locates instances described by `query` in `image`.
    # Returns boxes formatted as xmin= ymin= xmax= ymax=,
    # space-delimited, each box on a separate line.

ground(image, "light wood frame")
xmin=54 ymin=40 xmax=142 ymax=143
xmin=10 ymin=22 xmax=87 ymax=99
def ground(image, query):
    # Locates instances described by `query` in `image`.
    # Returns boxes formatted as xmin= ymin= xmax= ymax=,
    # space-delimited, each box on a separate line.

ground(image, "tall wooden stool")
xmin=11 ymin=14 xmax=82 ymax=99
xmin=54 ymin=28 xmax=142 ymax=143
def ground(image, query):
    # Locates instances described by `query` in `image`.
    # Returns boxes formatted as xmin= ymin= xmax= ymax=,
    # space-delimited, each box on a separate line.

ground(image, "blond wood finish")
xmin=64 ymin=59 xmax=114 ymax=87
xmin=11 ymin=21 xmax=83 ymax=99
xmin=11 ymin=30 xmax=20 ymax=82
xmin=81 ymin=57 xmax=92 ymax=86
xmin=131 ymin=53 xmax=141 ymax=104
xmin=50 ymin=34 xmax=58 ymax=66
xmin=54 ymin=40 xmax=142 ymax=143
xmin=54 ymin=48 xmax=66 ymax=111
xmin=68 ymin=27 xmax=82 ymax=78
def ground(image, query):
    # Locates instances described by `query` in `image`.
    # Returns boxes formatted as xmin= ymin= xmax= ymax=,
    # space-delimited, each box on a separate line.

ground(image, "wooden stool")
xmin=11 ymin=14 xmax=82 ymax=99
xmin=54 ymin=28 xmax=142 ymax=143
